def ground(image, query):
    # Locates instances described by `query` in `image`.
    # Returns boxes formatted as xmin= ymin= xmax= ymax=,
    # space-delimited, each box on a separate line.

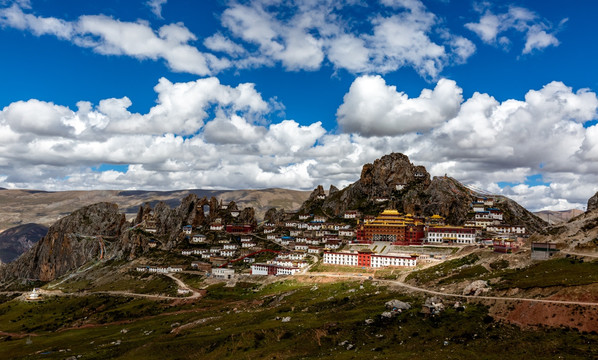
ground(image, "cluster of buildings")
xmin=136 ymin=265 xmax=184 ymax=273
xmin=465 ymin=197 xmax=526 ymax=235
xmin=144 ymin=193 xmax=532 ymax=277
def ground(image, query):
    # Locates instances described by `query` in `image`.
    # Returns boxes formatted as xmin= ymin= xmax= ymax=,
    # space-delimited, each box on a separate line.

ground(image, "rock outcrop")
xmin=385 ymin=299 xmax=411 ymax=311
xmin=463 ymin=280 xmax=489 ymax=296
xmin=264 ymin=208 xmax=286 ymax=224
xmin=588 ymin=191 xmax=598 ymax=213
xmin=1 ymin=203 xmax=127 ymax=282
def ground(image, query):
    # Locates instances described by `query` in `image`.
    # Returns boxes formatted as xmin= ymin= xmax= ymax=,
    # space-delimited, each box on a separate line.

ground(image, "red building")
xmin=225 ymin=224 xmax=254 ymax=234
xmin=493 ymin=239 xmax=519 ymax=253
xmin=356 ymin=210 xmax=425 ymax=245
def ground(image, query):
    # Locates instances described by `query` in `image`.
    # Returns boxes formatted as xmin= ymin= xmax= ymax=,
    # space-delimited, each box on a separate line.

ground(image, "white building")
xmin=212 ymin=268 xmax=235 ymax=279
xmin=308 ymin=246 xmax=321 ymax=254
xmin=294 ymin=244 xmax=309 ymax=251
xmin=210 ymin=223 xmax=224 ymax=231
xmin=427 ymin=227 xmax=477 ymax=245
xmin=322 ymin=252 xmax=357 ymax=266
xmin=486 ymin=225 xmax=526 ymax=235
xmin=191 ymin=234 xmax=206 ymax=243
xmin=220 ymin=249 xmax=236 ymax=257
xmin=323 ymin=251 xmax=417 ymax=268
xmin=370 ymin=254 xmax=417 ymax=267
xmin=472 ymin=203 xmax=485 ymax=212
xmin=264 ymin=227 xmax=276 ymax=234
xmin=138 ymin=266 xmax=184 ymax=273
xmin=344 ymin=211 xmax=359 ymax=219
xmin=339 ymin=230 xmax=354 ymax=237
xmin=251 ymin=263 xmax=301 ymax=276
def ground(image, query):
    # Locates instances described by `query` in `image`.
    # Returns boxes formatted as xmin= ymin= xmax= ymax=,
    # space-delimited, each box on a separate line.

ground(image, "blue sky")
xmin=1 ymin=0 xmax=598 ymax=211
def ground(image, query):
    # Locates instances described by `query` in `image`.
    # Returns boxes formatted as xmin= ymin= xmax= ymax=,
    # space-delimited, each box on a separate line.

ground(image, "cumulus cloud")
xmin=465 ymin=5 xmax=562 ymax=54
xmin=0 ymin=4 xmax=227 ymax=75
xmin=337 ymin=76 xmax=462 ymax=136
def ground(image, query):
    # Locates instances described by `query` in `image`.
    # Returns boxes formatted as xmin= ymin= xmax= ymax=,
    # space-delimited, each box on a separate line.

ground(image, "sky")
xmin=1 ymin=0 xmax=598 ymax=212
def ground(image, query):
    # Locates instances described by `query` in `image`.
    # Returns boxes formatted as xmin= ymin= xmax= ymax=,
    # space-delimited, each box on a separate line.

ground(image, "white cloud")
xmin=0 ymin=4 xmax=227 ymax=75
xmin=147 ymin=0 xmax=168 ymax=19
xmin=204 ymin=32 xmax=246 ymax=57
xmin=466 ymin=5 xmax=562 ymax=54
xmin=336 ymin=76 xmax=462 ymax=136
xmin=523 ymin=25 xmax=559 ymax=54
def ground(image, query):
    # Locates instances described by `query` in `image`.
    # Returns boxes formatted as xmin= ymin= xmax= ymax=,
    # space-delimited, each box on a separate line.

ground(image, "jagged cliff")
xmin=588 ymin=191 xmax=598 ymax=213
xmin=0 ymin=203 xmax=127 ymax=282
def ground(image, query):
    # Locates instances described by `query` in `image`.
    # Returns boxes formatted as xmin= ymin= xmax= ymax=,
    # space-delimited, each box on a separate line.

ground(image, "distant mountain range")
xmin=0 ymin=223 xmax=47 ymax=263
xmin=533 ymin=209 xmax=585 ymax=224
xmin=0 ymin=188 xmax=311 ymax=231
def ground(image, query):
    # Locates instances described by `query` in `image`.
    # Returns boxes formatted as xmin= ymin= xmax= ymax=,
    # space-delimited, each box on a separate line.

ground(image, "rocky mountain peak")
xmin=359 ymin=152 xmax=430 ymax=194
xmin=329 ymin=185 xmax=339 ymax=195
xmin=298 ymin=152 xmax=546 ymax=232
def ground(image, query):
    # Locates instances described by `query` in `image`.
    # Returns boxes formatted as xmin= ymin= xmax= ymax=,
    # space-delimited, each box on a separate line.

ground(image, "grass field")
xmin=1 ymin=278 xmax=596 ymax=359
xmin=405 ymin=254 xmax=480 ymax=284
xmin=490 ymin=257 xmax=598 ymax=290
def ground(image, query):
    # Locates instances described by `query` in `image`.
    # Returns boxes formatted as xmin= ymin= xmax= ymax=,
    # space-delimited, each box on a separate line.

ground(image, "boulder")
xmin=385 ymin=299 xmax=411 ymax=311
xmin=463 ymin=280 xmax=489 ymax=296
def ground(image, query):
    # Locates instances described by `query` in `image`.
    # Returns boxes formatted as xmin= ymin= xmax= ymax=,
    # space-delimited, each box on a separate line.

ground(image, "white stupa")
xmin=26 ymin=288 xmax=41 ymax=301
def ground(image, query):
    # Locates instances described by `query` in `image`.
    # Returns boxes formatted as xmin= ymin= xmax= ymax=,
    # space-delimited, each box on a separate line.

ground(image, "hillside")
xmin=535 ymin=209 xmax=598 ymax=253
xmin=0 ymin=223 xmax=47 ymax=263
xmin=0 ymin=188 xmax=310 ymax=230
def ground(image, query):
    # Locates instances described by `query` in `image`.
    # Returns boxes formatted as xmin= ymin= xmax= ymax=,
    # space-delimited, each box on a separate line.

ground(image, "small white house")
xmin=192 ymin=234 xmax=206 ymax=243
xmin=210 ymin=223 xmax=224 ymax=231
xmin=212 ymin=268 xmax=235 ymax=279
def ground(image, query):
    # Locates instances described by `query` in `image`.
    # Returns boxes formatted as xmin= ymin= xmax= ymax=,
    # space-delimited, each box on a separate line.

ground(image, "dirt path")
xmin=165 ymin=273 xmax=202 ymax=299
xmin=6 ymin=273 xmax=204 ymax=301
xmin=561 ymin=250 xmax=598 ymax=258
xmin=299 ymin=272 xmax=598 ymax=307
